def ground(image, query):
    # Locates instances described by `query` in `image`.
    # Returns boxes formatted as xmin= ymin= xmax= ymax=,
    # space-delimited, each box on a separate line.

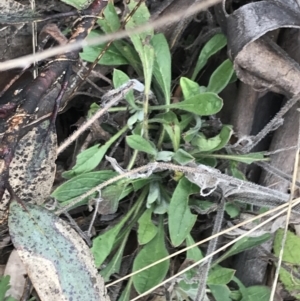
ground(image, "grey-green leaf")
xmin=125 ymin=1 xmax=154 ymax=93
xmin=63 ymin=126 xmax=128 ymax=178
xmin=100 ymin=232 xmax=130 ymax=281
xmin=91 ymin=194 xmax=144 ymax=267
xmin=240 ymin=286 xmax=271 ymax=301
xmin=217 ymin=152 xmax=267 ymax=164
xmin=62 ymin=144 xmax=102 ymax=178
xmin=92 ymin=222 xmax=124 ymax=268
xmin=173 ymin=149 xmax=195 ymax=165
xmin=133 ymin=218 xmax=169 ymax=293
xmin=51 ymin=171 xmax=116 ymax=203
xmin=155 ymin=151 xmax=174 ymax=162
xmin=152 ymin=34 xmax=171 ymax=105
xmin=215 ymin=234 xmax=272 ymax=265
xmin=186 ymin=234 xmax=203 ymax=261
xmin=207 ymin=266 xmax=235 ymax=285
xmin=59 ymin=0 xmax=92 ymax=9
xmin=126 ymin=135 xmax=157 ymax=155
xmin=191 ymin=125 xmax=232 ymax=153
xmin=99 ymin=182 xmax=132 ymax=215
xmin=97 ymin=3 xmax=142 ymax=74
xmin=137 ymin=208 xmax=158 ymax=245
xmin=180 ymin=77 xmax=201 ymax=100
xmin=81 ymin=31 xmax=129 ymax=65
xmin=8 ymin=201 xmax=109 ymax=301
xmin=192 ymin=33 xmax=227 ymax=80
xmin=168 ymin=93 xmax=223 ymax=116
xmin=209 ymin=284 xmax=231 ymax=301
xmin=207 ymin=59 xmax=234 ymax=94
xmin=168 ymin=177 xmax=199 ymax=247
xmin=117 ymin=279 xmax=133 ymax=301
xmin=225 ymin=203 xmax=240 ymax=218
xmin=113 ymin=69 xmax=137 ymax=109
xmin=97 ymin=2 xmax=121 ymax=33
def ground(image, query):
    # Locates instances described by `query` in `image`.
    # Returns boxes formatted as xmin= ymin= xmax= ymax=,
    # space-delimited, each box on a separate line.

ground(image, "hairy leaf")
xmin=180 ymin=77 xmax=201 ymax=100
xmin=63 ymin=126 xmax=128 ymax=178
xmin=168 ymin=177 xmax=199 ymax=246
xmin=152 ymin=34 xmax=171 ymax=105
xmin=137 ymin=208 xmax=158 ymax=245
xmin=168 ymin=93 xmax=223 ymax=116
xmin=173 ymin=149 xmax=195 ymax=165
xmin=274 ymin=229 xmax=300 ymax=299
xmin=51 ymin=171 xmax=116 ymax=203
xmin=97 ymin=1 xmax=121 ymax=33
xmin=97 ymin=3 xmax=142 ymax=74
xmin=207 ymin=266 xmax=235 ymax=285
xmin=240 ymin=286 xmax=271 ymax=301
xmin=126 ymin=135 xmax=157 ymax=155
xmin=207 ymin=59 xmax=234 ymax=94
xmin=100 ymin=231 xmax=130 ymax=281
xmin=133 ymin=218 xmax=169 ymax=293
xmin=92 ymin=188 xmax=147 ymax=267
xmin=125 ymin=1 xmax=154 ymax=94
xmin=209 ymin=284 xmax=231 ymax=301
xmin=113 ymin=69 xmax=137 ymax=109
xmin=56 ymin=0 xmax=92 ymax=9
xmin=81 ymin=31 xmax=128 ymax=65
xmin=192 ymin=33 xmax=227 ymax=80
xmin=215 ymin=233 xmax=271 ymax=265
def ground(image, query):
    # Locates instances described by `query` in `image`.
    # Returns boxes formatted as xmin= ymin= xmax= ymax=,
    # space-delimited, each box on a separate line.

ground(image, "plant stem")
xmin=108 ymin=107 xmax=128 ymax=112
xmin=194 ymin=153 xmax=269 ymax=162
xmin=114 ymin=186 xmax=148 ymax=245
xmin=157 ymin=128 xmax=165 ymax=150
xmin=143 ymin=93 xmax=149 ymax=139
xmin=149 ymin=104 xmax=170 ymax=111
xmin=127 ymin=149 xmax=139 ymax=170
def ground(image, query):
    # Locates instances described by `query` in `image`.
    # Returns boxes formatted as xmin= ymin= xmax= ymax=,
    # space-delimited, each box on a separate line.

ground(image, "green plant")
xmin=51 ymin=1 xmax=272 ymax=299
xmin=273 ymin=229 xmax=300 ymax=300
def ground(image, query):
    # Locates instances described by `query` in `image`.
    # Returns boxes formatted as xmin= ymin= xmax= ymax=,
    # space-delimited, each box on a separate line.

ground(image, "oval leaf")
xmin=207 ymin=266 xmax=235 ymax=285
xmin=168 ymin=177 xmax=199 ymax=247
xmin=180 ymin=77 xmax=201 ymax=100
xmin=137 ymin=208 xmax=158 ymax=245
xmin=192 ymin=33 xmax=227 ymax=80
xmin=215 ymin=233 xmax=271 ymax=265
xmin=126 ymin=135 xmax=157 ymax=155
xmin=62 ymin=144 xmax=102 ymax=178
xmin=51 ymin=171 xmax=116 ymax=203
xmin=125 ymin=1 xmax=154 ymax=93
xmin=133 ymin=218 xmax=169 ymax=293
xmin=152 ymin=34 xmax=171 ymax=105
xmin=100 ymin=231 xmax=130 ymax=281
xmin=113 ymin=69 xmax=137 ymax=109
xmin=209 ymin=284 xmax=231 ymax=301
xmin=81 ymin=31 xmax=129 ymax=65
xmin=274 ymin=229 xmax=300 ymax=299
xmin=169 ymin=93 xmax=223 ymax=116
xmin=63 ymin=126 xmax=128 ymax=179
xmin=59 ymin=0 xmax=91 ymax=9
xmin=97 ymin=2 xmax=121 ymax=33
xmin=207 ymin=59 xmax=234 ymax=94
xmin=241 ymin=286 xmax=271 ymax=301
